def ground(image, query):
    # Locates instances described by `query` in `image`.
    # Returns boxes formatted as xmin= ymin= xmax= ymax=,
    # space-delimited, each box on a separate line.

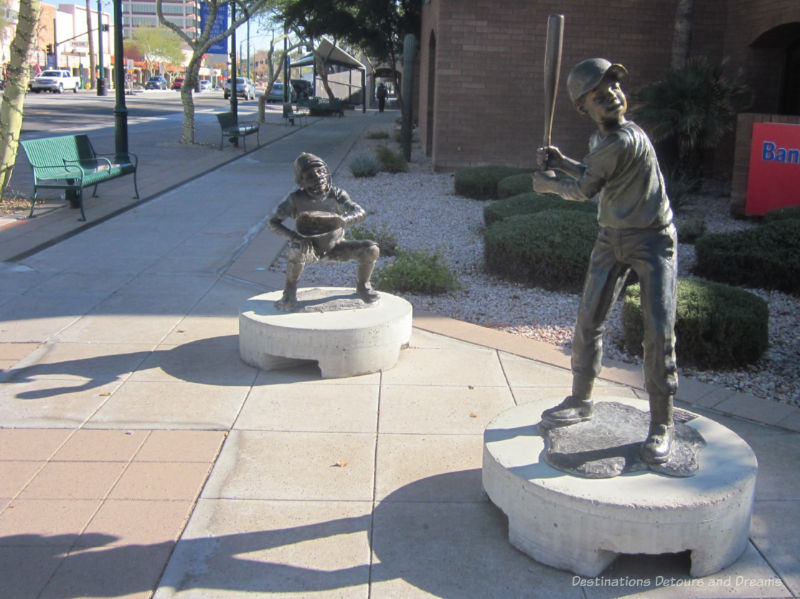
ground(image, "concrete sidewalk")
xmin=0 ymin=109 xmax=798 ymax=599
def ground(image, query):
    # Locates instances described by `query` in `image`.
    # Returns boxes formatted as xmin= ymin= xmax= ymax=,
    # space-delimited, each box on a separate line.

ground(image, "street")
xmin=19 ymin=87 xmax=274 ymax=138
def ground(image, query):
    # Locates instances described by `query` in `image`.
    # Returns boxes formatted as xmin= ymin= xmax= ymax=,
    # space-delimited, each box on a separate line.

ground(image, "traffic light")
xmin=46 ymin=43 xmax=53 ymax=55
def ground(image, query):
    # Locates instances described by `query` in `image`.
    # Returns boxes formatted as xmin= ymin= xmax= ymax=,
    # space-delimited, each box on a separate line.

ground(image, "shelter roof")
xmin=291 ymin=38 xmax=365 ymax=70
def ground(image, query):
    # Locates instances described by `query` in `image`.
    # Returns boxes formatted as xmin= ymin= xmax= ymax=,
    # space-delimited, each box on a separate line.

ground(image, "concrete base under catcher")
xmin=239 ymin=287 xmax=413 ymax=378
xmin=482 ymin=397 xmax=758 ymax=578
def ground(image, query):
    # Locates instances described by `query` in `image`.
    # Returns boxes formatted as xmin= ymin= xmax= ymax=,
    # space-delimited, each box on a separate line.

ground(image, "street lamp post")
xmin=96 ymin=0 xmax=106 ymax=95
xmin=283 ymin=24 xmax=288 ymax=103
xmin=229 ymin=2 xmax=237 ymax=121
xmin=113 ymin=0 xmax=128 ymax=157
xmin=239 ymin=40 xmax=252 ymax=80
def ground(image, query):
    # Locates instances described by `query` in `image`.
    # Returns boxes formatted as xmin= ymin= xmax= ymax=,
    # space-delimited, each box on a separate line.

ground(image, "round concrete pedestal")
xmin=239 ymin=287 xmax=412 ymax=378
xmin=482 ymin=398 xmax=758 ymax=578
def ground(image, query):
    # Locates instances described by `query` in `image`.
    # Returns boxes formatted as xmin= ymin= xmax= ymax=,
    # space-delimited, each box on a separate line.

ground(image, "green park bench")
xmin=282 ymin=103 xmax=309 ymax=127
xmin=304 ymin=97 xmax=345 ymax=117
xmin=20 ymin=134 xmax=139 ymax=222
xmin=216 ymin=111 xmax=260 ymax=151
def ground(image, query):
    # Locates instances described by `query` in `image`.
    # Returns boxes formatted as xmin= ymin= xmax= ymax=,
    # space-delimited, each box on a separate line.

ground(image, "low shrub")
xmin=348 ymin=225 xmax=400 ymax=257
xmin=374 ymin=249 xmax=460 ymax=294
xmin=366 ymin=130 xmax=390 ymax=140
xmin=348 ymin=154 xmax=381 ymax=178
xmin=497 ymin=173 xmax=534 ymax=198
xmin=484 ymin=209 xmax=598 ymax=293
xmin=375 ymin=145 xmax=408 ymax=173
xmin=693 ymin=220 xmax=800 ymax=294
xmin=454 ymin=165 xmax=527 ymax=200
xmin=483 ymin=192 xmax=596 ymax=226
xmin=622 ymin=278 xmax=769 ymax=369
xmin=763 ymin=205 xmax=800 ymax=223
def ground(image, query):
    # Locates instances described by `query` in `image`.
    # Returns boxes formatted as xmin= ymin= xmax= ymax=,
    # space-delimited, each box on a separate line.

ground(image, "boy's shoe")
xmin=540 ymin=396 xmax=593 ymax=428
xmin=274 ymin=289 xmax=298 ymax=311
xmin=356 ymin=283 xmax=380 ymax=303
xmin=640 ymin=423 xmax=674 ymax=464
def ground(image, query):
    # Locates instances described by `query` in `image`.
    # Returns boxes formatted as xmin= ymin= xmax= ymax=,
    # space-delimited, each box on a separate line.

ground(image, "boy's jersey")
xmin=581 ymin=121 xmax=673 ymax=229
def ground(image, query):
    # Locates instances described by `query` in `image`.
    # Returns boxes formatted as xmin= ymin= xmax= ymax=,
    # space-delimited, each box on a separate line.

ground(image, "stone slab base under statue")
xmin=482 ymin=397 xmax=758 ymax=578
xmin=239 ymin=287 xmax=412 ymax=378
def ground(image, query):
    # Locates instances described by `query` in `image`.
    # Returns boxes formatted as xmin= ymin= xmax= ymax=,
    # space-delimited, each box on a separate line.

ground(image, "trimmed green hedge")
xmin=763 ymin=205 xmax=800 ymax=223
xmin=622 ymin=278 xmax=769 ymax=369
xmin=483 ymin=192 xmax=596 ymax=226
xmin=693 ymin=220 xmax=800 ymax=295
xmin=454 ymin=165 xmax=527 ymax=200
xmin=484 ymin=209 xmax=598 ymax=292
xmin=497 ymin=173 xmax=534 ymax=198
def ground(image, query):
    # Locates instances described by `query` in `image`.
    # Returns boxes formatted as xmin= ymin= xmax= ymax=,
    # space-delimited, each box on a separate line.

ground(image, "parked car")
xmin=30 ymin=69 xmax=81 ymax=93
xmin=266 ymin=81 xmax=288 ymax=102
xmin=145 ymin=76 xmax=168 ymax=90
xmin=171 ymin=77 xmax=200 ymax=92
xmin=223 ymin=77 xmax=255 ymax=100
xmin=199 ymin=79 xmax=211 ymax=92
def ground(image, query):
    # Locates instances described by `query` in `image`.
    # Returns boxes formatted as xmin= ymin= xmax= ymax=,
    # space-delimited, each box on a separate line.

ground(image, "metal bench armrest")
xmin=67 ymin=156 xmax=111 ymax=170
xmin=96 ymin=151 xmax=139 ymax=167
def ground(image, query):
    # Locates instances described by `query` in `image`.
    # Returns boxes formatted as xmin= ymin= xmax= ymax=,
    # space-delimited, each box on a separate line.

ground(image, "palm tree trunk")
xmin=0 ymin=0 xmax=42 ymax=195
xmin=85 ymin=0 xmax=95 ymax=88
xmin=670 ymin=0 xmax=694 ymax=71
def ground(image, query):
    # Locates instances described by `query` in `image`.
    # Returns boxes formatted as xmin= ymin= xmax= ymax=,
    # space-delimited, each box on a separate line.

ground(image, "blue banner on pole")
xmin=200 ymin=2 xmax=229 ymax=55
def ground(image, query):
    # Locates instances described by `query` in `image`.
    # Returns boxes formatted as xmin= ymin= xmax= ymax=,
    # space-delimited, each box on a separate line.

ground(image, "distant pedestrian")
xmin=376 ymin=83 xmax=388 ymax=112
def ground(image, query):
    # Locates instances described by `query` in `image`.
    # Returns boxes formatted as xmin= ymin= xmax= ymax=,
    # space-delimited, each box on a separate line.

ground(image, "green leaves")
xmin=632 ymin=56 xmax=751 ymax=173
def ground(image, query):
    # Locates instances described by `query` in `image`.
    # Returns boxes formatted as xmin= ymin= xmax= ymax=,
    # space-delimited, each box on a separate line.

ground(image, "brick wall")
xmin=419 ymin=0 xmax=800 ymax=175
xmin=723 ymin=1 xmax=800 ymax=113
xmin=420 ymin=0 xmax=679 ymax=171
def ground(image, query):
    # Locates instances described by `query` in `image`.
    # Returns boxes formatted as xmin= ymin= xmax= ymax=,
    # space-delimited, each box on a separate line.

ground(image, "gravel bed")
xmin=270 ymin=130 xmax=800 ymax=407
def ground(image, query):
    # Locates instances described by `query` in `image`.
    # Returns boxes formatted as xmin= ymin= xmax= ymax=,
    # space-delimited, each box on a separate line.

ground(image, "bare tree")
xmin=85 ymin=0 xmax=95 ymax=88
xmin=156 ymin=0 xmax=275 ymax=144
xmin=0 ymin=0 xmax=42 ymax=196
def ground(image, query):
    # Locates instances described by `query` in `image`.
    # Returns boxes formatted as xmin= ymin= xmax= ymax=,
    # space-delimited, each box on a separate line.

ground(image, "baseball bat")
xmin=543 ymin=13 xmax=564 ymax=149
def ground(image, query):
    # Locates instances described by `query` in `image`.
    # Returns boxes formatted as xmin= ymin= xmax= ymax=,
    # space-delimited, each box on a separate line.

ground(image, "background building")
xmin=120 ymin=0 xmax=198 ymax=39
xmin=418 ymin=0 xmax=800 ymax=184
xmin=53 ymin=3 xmax=111 ymax=82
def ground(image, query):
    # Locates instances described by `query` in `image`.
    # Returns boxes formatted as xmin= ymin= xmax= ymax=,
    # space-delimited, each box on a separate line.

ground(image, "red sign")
xmin=746 ymin=122 xmax=800 ymax=216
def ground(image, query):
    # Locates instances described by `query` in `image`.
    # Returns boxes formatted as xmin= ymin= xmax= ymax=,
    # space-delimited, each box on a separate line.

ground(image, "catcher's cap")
xmin=293 ymin=152 xmax=328 ymax=185
xmin=567 ymin=58 xmax=628 ymax=106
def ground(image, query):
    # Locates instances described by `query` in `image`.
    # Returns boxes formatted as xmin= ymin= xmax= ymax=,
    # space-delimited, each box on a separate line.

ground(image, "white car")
xmin=30 ymin=69 xmax=81 ymax=93
xmin=224 ymin=77 xmax=255 ymax=100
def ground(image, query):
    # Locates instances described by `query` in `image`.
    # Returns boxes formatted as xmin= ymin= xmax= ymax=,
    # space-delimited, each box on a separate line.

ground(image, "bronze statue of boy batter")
xmin=533 ymin=58 xmax=678 ymax=465
xmin=269 ymin=152 xmax=380 ymax=311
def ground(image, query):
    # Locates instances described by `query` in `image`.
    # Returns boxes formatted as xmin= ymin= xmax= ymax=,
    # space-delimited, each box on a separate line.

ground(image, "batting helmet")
xmin=567 ymin=58 xmax=628 ymax=106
